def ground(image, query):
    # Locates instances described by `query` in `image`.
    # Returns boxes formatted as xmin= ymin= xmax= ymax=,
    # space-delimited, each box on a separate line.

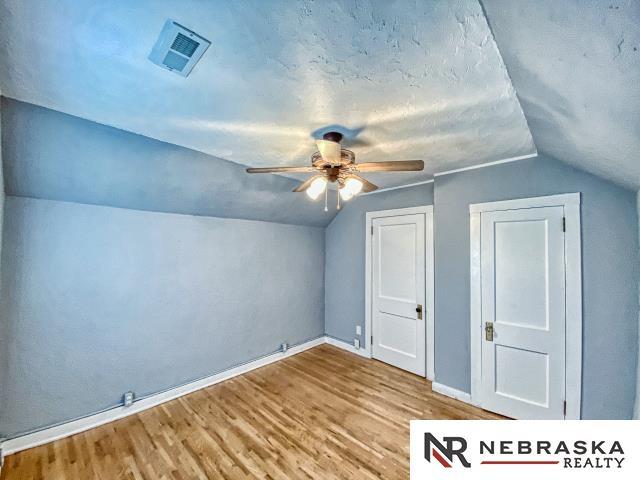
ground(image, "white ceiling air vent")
xmin=149 ymin=20 xmax=210 ymax=77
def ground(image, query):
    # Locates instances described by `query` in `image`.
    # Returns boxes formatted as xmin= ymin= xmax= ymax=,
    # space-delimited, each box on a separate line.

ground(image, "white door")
xmin=372 ymin=214 xmax=425 ymax=376
xmin=480 ymin=206 xmax=566 ymax=419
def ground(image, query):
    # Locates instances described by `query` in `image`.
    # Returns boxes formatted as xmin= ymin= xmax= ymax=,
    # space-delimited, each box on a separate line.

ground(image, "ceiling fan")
xmin=246 ymin=131 xmax=425 ymax=211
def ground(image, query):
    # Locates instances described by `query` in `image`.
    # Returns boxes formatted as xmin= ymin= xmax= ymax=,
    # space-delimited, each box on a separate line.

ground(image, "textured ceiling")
xmin=481 ymin=0 xmax=640 ymax=190
xmin=0 ymin=0 xmax=534 ymax=191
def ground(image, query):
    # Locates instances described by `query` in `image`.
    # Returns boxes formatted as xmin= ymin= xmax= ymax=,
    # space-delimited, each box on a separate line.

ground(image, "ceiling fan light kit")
xmin=339 ymin=177 xmax=363 ymax=201
xmin=305 ymin=176 xmax=328 ymax=200
xmin=246 ymin=131 xmax=426 ymax=211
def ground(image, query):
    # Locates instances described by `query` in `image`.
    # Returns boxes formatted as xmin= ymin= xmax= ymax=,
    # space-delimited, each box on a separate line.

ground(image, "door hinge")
xmin=371 ymin=335 xmax=373 ymax=344
xmin=371 ymin=225 xmax=374 ymax=235
xmin=562 ymin=217 xmax=566 ymax=232
xmin=563 ymin=400 xmax=567 ymax=416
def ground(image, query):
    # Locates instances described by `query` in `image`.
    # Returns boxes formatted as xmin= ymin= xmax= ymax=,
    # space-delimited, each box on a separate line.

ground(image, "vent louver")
xmin=171 ymin=33 xmax=199 ymax=57
xmin=149 ymin=20 xmax=210 ymax=77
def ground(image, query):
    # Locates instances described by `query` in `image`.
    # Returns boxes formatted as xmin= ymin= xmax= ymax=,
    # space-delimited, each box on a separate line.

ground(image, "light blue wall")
xmin=636 ymin=192 xmax=640 ymax=420
xmin=0 ymin=196 xmax=325 ymax=438
xmin=325 ymin=184 xmax=434 ymax=344
xmin=1 ymin=97 xmax=336 ymax=228
xmin=434 ymin=154 xmax=639 ymax=419
xmin=1 ymin=91 xmax=637 ymax=437
xmin=0 ymin=99 xmax=6 ymax=432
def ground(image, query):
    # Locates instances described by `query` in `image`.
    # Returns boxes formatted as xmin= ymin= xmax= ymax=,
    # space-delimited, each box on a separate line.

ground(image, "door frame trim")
xmin=469 ymin=193 xmax=582 ymax=419
xmin=365 ymin=205 xmax=435 ymax=379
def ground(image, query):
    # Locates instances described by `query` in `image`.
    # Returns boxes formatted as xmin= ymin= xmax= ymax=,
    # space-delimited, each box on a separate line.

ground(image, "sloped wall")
xmin=1 ymin=98 xmax=335 ymax=228
xmin=0 ymin=96 xmax=330 ymax=440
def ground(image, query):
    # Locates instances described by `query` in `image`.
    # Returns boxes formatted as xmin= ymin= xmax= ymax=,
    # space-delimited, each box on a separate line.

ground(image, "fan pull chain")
xmin=324 ymin=186 xmax=328 ymax=212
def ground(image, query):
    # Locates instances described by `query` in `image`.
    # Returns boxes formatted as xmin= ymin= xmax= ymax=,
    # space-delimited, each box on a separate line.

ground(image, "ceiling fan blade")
xmin=246 ymin=166 xmax=316 ymax=173
xmin=349 ymin=174 xmax=378 ymax=193
xmin=292 ymin=175 xmax=322 ymax=192
xmin=316 ymin=139 xmax=342 ymax=165
xmin=355 ymin=160 xmax=424 ymax=172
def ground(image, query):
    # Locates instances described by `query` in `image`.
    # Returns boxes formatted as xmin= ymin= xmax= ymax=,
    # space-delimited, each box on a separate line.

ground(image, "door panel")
xmin=378 ymin=223 xmax=417 ymax=302
xmin=480 ymin=206 xmax=565 ymax=419
xmin=378 ymin=312 xmax=418 ymax=356
xmin=494 ymin=345 xmax=549 ymax=406
xmin=494 ymin=220 xmax=548 ymax=329
xmin=372 ymin=214 xmax=425 ymax=376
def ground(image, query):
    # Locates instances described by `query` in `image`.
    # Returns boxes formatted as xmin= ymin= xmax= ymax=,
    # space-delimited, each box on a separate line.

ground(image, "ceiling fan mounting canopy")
xmin=246 ymin=130 xmax=426 ymax=210
xmin=322 ymin=131 xmax=343 ymax=143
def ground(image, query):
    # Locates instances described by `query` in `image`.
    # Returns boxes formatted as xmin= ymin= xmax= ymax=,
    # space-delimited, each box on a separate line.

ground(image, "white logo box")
xmin=410 ymin=420 xmax=639 ymax=479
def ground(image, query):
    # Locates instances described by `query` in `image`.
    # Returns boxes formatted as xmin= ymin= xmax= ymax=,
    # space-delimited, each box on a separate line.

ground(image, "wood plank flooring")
xmin=1 ymin=344 xmax=502 ymax=479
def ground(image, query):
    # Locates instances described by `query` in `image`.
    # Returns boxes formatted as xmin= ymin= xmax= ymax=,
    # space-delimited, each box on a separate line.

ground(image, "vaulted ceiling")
xmin=0 ymin=0 xmax=533 ymax=191
xmin=0 ymin=0 xmax=637 ymax=225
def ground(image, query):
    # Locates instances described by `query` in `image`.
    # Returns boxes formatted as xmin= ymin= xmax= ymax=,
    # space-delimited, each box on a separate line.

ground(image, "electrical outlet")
xmin=123 ymin=391 xmax=134 ymax=407
xmin=281 ymin=342 xmax=288 ymax=353
xmin=354 ymin=338 xmax=360 ymax=349
xmin=356 ymin=325 xmax=361 ymax=335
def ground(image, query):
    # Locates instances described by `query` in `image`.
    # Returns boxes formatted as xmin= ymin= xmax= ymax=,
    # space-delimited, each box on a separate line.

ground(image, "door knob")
xmin=416 ymin=304 xmax=423 ymax=320
xmin=485 ymin=322 xmax=494 ymax=341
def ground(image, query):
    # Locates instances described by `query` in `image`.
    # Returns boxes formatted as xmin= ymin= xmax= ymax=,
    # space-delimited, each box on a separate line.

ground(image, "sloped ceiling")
xmin=481 ymin=0 xmax=640 ymax=190
xmin=0 ymin=0 xmax=534 ymax=206
xmin=1 ymin=98 xmax=335 ymax=227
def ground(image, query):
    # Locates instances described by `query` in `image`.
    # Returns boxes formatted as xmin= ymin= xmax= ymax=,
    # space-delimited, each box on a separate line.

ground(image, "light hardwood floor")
xmin=1 ymin=344 xmax=502 ymax=479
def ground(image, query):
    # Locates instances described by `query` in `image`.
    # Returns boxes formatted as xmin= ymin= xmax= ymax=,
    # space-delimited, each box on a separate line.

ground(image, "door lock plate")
xmin=416 ymin=304 xmax=423 ymax=320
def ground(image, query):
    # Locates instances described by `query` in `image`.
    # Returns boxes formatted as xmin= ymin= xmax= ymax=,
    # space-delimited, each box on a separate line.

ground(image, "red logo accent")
xmin=432 ymin=449 xmax=452 ymax=468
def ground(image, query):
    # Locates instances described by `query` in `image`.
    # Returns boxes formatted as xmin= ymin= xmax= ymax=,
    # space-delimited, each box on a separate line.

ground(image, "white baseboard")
xmin=325 ymin=336 xmax=371 ymax=358
xmin=1 ymin=336 xmax=325 ymax=456
xmin=431 ymin=382 xmax=474 ymax=405
xmin=0 ymin=342 xmax=477 ymax=461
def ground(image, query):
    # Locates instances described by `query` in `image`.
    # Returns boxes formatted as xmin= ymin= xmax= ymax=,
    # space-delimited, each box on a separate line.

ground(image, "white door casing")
xmin=470 ymin=193 xmax=582 ymax=420
xmin=365 ymin=206 xmax=434 ymax=379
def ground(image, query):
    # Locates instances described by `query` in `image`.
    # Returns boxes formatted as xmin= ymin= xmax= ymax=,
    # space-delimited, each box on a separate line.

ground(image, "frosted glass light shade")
xmin=339 ymin=177 xmax=363 ymax=201
xmin=306 ymin=176 xmax=328 ymax=200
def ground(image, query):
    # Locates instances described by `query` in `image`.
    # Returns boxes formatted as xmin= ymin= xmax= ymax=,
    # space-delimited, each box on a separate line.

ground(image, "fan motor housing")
xmin=324 ymin=167 xmax=341 ymax=182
